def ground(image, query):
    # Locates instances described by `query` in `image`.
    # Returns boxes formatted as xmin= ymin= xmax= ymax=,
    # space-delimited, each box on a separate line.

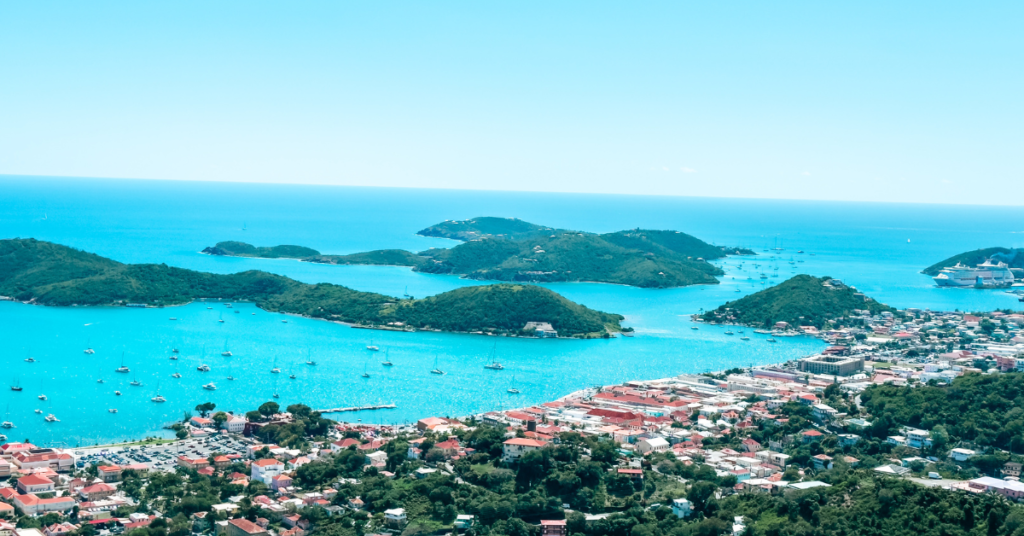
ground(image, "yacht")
xmin=272 ymin=393 xmax=280 ymax=399
xmin=933 ymin=261 xmax=1015 ymax=288
xmin=197 ymin=364 xmax=211 ymax=372
xmin=281 ymin=319 xmax=288 ymax=323
xmin=171 ymin=372 xmax=182 ymax=378
xmin=37 ymin=395 xmax=46 ymax=401
xmin=366 ymin=341 xmax=379 ymax=352
xmin=130 ymin=378 xmax=142 ymax=386
xmin=84 ymin=348 xmax=95 ymax=355
xmin=740 ymin=336 xmax=750 ymax=341
xmin=34 ymin=409 xmax=42 ymax=414
xmin=108 ymin=408 xmax=117 ymax=413
xmin=151 ymin=395 xmax=166 ymax=403
xmin=483 ymin=342 xmax=503 ymax=370
xmin=484 ymin=362 xmax=504 ymax=370
xmin=690 ymin=326 xmax=699 ymax=330
xmin=115 ymin=391 xmax=121 ymax=396
xmin=10 ymin=379 xmax=21 ymax=392
xmin=507 ymin=375 xmax=520 ymax=394
xmin=289 ymin=374 xmax=296 ymax=379
xmin=207 ymin=306 xmax=213 ymax=309
xmin=270 ymin=368 xmax=281 ymax=374
xmin=306 ymin=360 xmax=317 ymax=366
xmin=227 ymin=375 xmax=235 ymax=381
xmin=381 ymin=349 xmax=393 ymax=366
xmin=172 ymin=348 xmax=179 ymax=353
xmin=430 ymin=356 xmax=445 ymax=375
xmin=221 ymin=351 xmax=232 ymax=357
xmin=96 ymin=378 xmax=104 ymax=384
xmin=169 ymin=355 xmax=178 ymax=360
xmin=44 ymin=414 xmax=59 ymax=423
xmin=1 ymin=422 xmax=13 ymax=429
xmin=24 ymin=357 xmax=35 ymax=363
xmin=766 ymin=338 xmax=777 ymax=343
xmin=203 ymin=383 xmax=217 ymax=391
xmin=169 ymin=317 xmax=177 ymax=321
xmin=725 ymin=331 xmax=734 ymax=335
xmin=116 ymin=353 xmax=130 ymax=373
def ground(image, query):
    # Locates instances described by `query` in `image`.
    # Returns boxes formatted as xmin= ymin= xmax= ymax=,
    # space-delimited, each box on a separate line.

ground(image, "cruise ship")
xmin=933 ymin=261 xmax=1015 ymax=288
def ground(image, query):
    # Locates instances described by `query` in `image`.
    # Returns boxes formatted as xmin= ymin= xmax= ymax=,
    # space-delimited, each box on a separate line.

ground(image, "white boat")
xmin=24 ymin=358 xmax=35 ymax=363
xmin=0 ymin=422 xmax=12 ymax=429
xmin=740 ymin=336 xmax=750 ymax=341
xmin=272 ymin=393 xmax=280 ymax=399
xmin=725 ymin=331 xmax=734 ymax=335
xmin=115 ymin=391 xmax=121 ymax=396
xmin=381 ymin=349 xmax=393 ymax=366
xmin=130 ymin=379 xmax=142 ymax=386
xmin=171 ymin=373 xmax=182 ymax=378
xmin=270 ymin=368 xmax=280 ymax=374
xmin=197 ymin=364 xmax=211 ymax=372
xmin=37 ymin=395 xmax=46 ymax=401
xmin=96 ymin=379 xmax=104 ymax=383
xmin=44 ymin=414 xmax=59 ymax=422
xmin=933 ymin=261 xmax=1015 ymax=288
xmin=151 ymin=395 xmax=166 ymax=403
xmin=84 ymin=348 xmax=95 ymax=355
xmin=203 ymin=383 xmax=217 ymax=390
xmin=366 ymin=341 xmax=379 ymax=352
xmin=169 ymin=355 xmax=178 ymax=360
xmin=690 ymin=326 xmax=699 ymax=330
xmin=116 ymin=352 xmax=130 ymax=373
xmin=34 ymin=409 xmax=42 ymax=414
xmin=507 ymin=375 xmax=520 ymax=394
xmin=169 ymin=317 xmax=177 ymax=321
xmin=766 ymin=338 xmax=777 ymax=343
xmin=109 ymin=409 xmax=117 ymax=413
xmin=221 ymin=351 xmax=232 ymax=357
xmin=430 ymin=356 xmax=445 ymax=375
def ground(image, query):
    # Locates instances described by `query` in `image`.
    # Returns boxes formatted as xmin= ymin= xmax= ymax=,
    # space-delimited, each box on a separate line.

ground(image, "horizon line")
xmin=3 ymin=172 xmax=1021 ymax=209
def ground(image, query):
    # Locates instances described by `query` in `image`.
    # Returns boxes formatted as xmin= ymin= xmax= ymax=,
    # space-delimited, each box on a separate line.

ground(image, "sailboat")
xmin=242 ymin=222 xmax=247 ymax=231
xmin=483 ymin=342 xmax=503 ymax=370
xmin=361 ymin=360 xmax=370 ymax=378
xmin=172 ymin=361 xmax=182 ymax=378
xmin=44 ymin=414 xmax=59 ymax=423
xmin=430 ymin=355 xmax=445 ymax=375
xmin=130 ymin=374 xmax=142 ymax=386
xmin=221 ymin=341 xmax=232 ymax=357
xmin=366 ymin=340 xmax=379 ymax=352
xmin=24 ymin=350 xmax=35 ymax=363
xmin=403 ymin=286 xmax=411 ymax=299
xmin=218 ymin=313 xmax=225 ymax=323
xmin=289 ymin=364 xmax=296 ymax=379
xmin=226 ymin=361 xmax=235 ymax=381
xmin=381 ymin=349 xmax=393 ymax=366
xmin=203 ymin=382 xmax=217 ymax=390
xmin=305 ymin=349 xmax=316 ymax=366
xmin=10 ymin=379 xmax=21 ymax=392
xmin=84 ymin=339 xmax=95 ymax=354
xmin=270 ymin=358 xmax=280 ymax=374
xmin=2 ymin=405 xmax=14 ymax=428
xmin=507 ymin=375 xmax=520 ymax=394
xmin=115 ymin=353 xmax=130 ymax=373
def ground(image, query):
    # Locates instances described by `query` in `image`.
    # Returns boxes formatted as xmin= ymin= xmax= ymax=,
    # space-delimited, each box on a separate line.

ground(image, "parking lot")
xmin=74 ymin=434 xmax=252 ymax=472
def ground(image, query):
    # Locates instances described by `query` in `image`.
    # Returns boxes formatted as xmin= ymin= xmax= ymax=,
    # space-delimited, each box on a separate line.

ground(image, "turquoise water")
xmin=2 ymin=176 xmax=1022 ymax=445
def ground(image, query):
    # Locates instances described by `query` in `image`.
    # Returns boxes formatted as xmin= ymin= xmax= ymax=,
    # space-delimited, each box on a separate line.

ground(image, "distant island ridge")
xmin=700 ymin=274 xmax=892 ymax=329
xmin=0 ymin=239 xmax=623 ymax=338
xmin=203 ymin=216 xmax=755 ymax=288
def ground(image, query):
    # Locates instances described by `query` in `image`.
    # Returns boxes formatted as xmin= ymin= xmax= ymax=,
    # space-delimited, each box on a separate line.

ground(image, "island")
xmin=202 ymin=217 xmax=755 ymax=288
xmin=699 ymin=274 xmax=892 ymax=329
xmin=0 ymin=238 xmax=623 ymax=338
xmin=923 ymin=247 xmax=1024 ymax=275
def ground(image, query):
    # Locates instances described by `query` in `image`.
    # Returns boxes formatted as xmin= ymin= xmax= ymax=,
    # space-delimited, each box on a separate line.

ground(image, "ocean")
xmin=1 ymin=176 xmax=1021 ymax=445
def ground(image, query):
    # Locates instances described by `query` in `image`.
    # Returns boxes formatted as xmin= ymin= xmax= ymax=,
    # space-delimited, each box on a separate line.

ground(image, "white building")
xmin=251 ymin=458 xmax=285 ymax=485
xmin=223 ymin=415 xmax=247 ymax=433
xmin=950 ymin=448 xmax=976 ymax=462
xmin=637 ymin=437 xmax=670 ymax=455
xmin=501 ymin=438 xmax=547 ymax=462
xmin=384 ymin=508 xmax=407 ymax=528
xmin=672 ymin=498 xmax=691 ymax=518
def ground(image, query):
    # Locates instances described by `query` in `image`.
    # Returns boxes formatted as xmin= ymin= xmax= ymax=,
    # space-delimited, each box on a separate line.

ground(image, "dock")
xmin=317 ymin=404 xmax=396 ymax=414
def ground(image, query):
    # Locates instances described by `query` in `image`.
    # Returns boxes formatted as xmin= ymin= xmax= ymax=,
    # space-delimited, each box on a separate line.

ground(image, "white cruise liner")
xmin=933 ymin=261 xmax=1015 ymax=288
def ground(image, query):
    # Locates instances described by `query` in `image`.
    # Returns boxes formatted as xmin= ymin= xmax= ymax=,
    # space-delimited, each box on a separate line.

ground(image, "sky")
xmin=1 ymin=2 xmax=1022 ymax=205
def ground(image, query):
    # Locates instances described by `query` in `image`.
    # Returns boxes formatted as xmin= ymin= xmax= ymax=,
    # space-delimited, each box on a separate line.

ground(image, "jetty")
xmin=317 ymin=404 xmax=396 ymax=414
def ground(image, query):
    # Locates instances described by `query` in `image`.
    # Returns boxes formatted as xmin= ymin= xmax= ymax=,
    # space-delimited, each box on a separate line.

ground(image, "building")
xmin=79 ymin=483 xmax=116 ymax=501
xmin=11 ymin=450 xmax=74 ymax=473
xmin=501 ymin=438 xmax=547 ymax=462
xmin=811 ymin=404 xmax=838 ymax=422
xmin=454 ymin=515 xmax=475 ymax=530
xmin=672 ymin=498 xmax=692 ymax=518
xmin=12 ymin=494 xmax=75 ymax=516
xmin=224 ymin=415 xmax=247 ymax=433
xmin=811 ymin=454 xmax=833 ymax=470
xmin=540 ymin=520 xmax=567 ymax=536
xmin=636 ymin=437 xmax=669 ymax=455
xmin=97 ymin=466 xmax=122 ymax=482
xmin=797 ymin=355 xmax=865 ymax=376
xmin=177 ymin=457 xmax=210 ymax=470
xmin=384 ymin=508 xmax=407 ymax=528
xmin=251 ymin=458 xmax=285 ymax=485
xmin=950 ymin=448 xmax=976 ymax=462
xmin=524 ymin=322 xmax=558 ymax=338
xmin=16 ymin=475 xmax=55 ymax=495
xmin=226 ymin=519 xmax=269 ymax=536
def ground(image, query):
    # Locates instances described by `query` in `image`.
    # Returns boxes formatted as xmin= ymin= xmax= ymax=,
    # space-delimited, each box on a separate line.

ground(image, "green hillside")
xmin=700 ymin=274 xmax=891 ymax=328
xmin=416 ymin=217 xmax=558 ymax=241
xmin=923 ymin=247 xmax=1024 ymax=275
xmin=0 ymin=239 xmax=621 ymax=337
xmin=308 ymin=249 xmax=423 ymax=266
xmin=202 ymin=241 xmax=320 ymax=259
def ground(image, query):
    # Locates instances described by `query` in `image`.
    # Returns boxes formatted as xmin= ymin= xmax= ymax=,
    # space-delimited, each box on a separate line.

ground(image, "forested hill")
xmin=417 ymin=217 xmax=558 ymax=241
xmin=923 ymin=247 xmax=1024 ymax=275
xmin=0 ymin=239 xmax=621 ymax=337
xmin=202 ymin=241 xmax=320 ymax=259
xmin=700 ymin=274 xmax=891 ymax=328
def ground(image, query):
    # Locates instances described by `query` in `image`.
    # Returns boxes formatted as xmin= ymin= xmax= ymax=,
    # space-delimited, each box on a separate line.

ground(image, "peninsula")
xmin=0 ymin=239 xmax=623 ymax=337
xmin=700 ymin=274 xmax=892 ymax=329
xmin=203 ymin=217 xmax=754 ymax=288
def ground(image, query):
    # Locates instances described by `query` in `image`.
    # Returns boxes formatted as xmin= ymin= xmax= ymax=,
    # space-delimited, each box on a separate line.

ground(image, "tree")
xmin=195 ymin=402 xmax=216 ymax=418
xmin=212 ymin=412 xmax=229 ymax=429
xmin=259 ymin=401 xmax=280 ymax=418
xmin=688 ymin=481 xmax=718 ymax=514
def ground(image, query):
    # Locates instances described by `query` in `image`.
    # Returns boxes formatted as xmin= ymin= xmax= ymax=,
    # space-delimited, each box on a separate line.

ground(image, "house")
xmin=251 ymin=458 xmax=285 ymax=486
xmin=672 ymin=498 xmax=692 ymax=518
xmin=349 ymin=497 xmax=364 ymax=510
xmin=330 ymin=438 xmax=361 ymax=453
xmin=950 ymin=448 xmax=976 ymax=462
xmin=502 ymin=438 xmax=547 ymax=462
xmin=811 ymin=404 xmax=838 ymax=422
xmin=801 ymin=430 xmax=824 ymax=443
xmin=636 ymin=437 xmax=669 ymax=455
xmin=79 ymin=483 xmax=116 ymax=501
xmin=43 ymin=523 xmax=78 ymax=536
xmin=540 ymin=520 xmax=567 ymax=536
xmin=177 ymin=457 xmax=210 ymax=470
xmin=11 ymin=450 xmax=74 ymax=473
xmin=190 ymin=417 xmax=214 ymax=429
xmin=454 ymin=515 xmax=475 ymax=530
xmin=755 ymin=451 xmax=790 ymax=467
xmin=213 ymin=456 xmax=232 ymax=469
xmin=524 ymin=322 xmax=558 ymax=338
xmin=1004 ymin=462 xmax=1023 ymax=478
xmin=226 ymin=518 xmax=269 ymax=536
xmin=0 ymin=503 xmax=13 ymax=518
xmin=97 ymin=466 xmax=122 ymax=482
xmin=0 ymin=460 xmax=10 ymax=478
xmin=905 ymin=429 xmax=933 ymax=449
xmin=811 ymin=454 xmax=833 ymax=471
xmin=224 ymin=415 xmax=247 ymax=433
xmin=617 ymin=468 xmax=643 ymax=481
xmin=384 ymin=508 xmax=406 ymax=528
xmin=270 ymin=474 xmax=293 ymax=492
xmin=17 ymin=475 xmax=55 ymax=494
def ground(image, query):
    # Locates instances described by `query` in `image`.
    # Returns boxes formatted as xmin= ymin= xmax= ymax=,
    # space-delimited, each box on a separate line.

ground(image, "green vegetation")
xmin=202 ymin=218 xmax=753 ymax=288
xmin=700 ymin=274 xmax=892 ymax=328
xmin=923 ymin=247 xmax=1024 ymax=275
xmin=202 ymin=241 xmax=320 ymax=259
xmin=861 ymin=372 xmax=1024 ymax=453
xmin=0 ymin=239 xmax=621 ymax=336
xmin=308 ymin=249 xmax=423 ymax=266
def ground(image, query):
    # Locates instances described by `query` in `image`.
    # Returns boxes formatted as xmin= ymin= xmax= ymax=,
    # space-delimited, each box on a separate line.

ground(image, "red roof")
xmin=228 ymin=519 xmax=265 ymax=535
xmin=802 ymin=430 xmax=823 ymax=437
xmin=503 ymin=438 xmax=547 ymax=447
xmin=18 ymin=474 xmax=53 ymax=486
xmin=253 ymin=458 xmax=283 ymax=467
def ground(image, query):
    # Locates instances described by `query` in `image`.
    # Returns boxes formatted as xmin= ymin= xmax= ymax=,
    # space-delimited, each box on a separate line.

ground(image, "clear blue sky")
xmin=1 ymin=2 xmax=1021 ymax=204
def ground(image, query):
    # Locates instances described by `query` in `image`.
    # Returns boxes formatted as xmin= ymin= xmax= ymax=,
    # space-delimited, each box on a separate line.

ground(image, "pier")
xmin=317 ymin=404 xmax=396 ymax=414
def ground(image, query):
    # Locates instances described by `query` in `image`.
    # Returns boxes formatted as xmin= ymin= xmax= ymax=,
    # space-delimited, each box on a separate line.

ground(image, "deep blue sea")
xmin=2 ymin=176 xmax=1022 ymax=446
